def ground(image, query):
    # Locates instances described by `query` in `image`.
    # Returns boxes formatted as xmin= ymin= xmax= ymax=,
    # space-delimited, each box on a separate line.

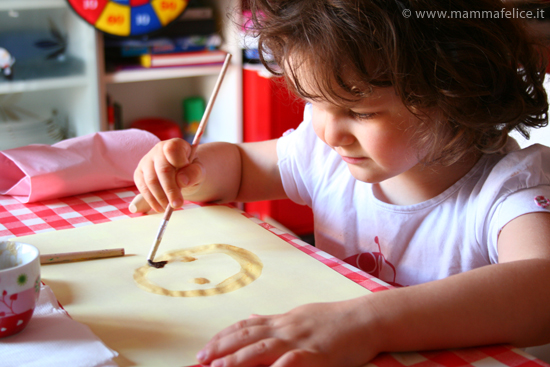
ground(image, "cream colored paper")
xmin=15 ymin=206 xmax=371 ymax=366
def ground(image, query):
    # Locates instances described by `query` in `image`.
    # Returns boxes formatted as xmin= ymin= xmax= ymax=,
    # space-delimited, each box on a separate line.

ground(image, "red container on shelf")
xmin=243 ymin=67 xmax=314 ymax=236
xmin=131 ymin=117 xmax=183 ymax=141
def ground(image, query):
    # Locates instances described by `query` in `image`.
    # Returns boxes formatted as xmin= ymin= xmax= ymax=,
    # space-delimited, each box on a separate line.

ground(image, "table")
xmin=1 ymin=187 xmax=548 ymax=367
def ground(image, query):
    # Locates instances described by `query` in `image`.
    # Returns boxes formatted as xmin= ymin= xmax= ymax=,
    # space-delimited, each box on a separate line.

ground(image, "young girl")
xmin=132 ymin=0 xmax=550 ymax=366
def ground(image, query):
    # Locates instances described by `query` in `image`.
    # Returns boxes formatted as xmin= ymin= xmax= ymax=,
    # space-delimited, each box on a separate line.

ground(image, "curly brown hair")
xmin=246 ymin=0 xmax=549 ymax=165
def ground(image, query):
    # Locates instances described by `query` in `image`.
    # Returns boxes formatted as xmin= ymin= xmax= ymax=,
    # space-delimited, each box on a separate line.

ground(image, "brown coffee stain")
xmin=133 ymin=244 xmax=263 ymax=297
xmin=191 ymin=278 xmax=210 ymax=285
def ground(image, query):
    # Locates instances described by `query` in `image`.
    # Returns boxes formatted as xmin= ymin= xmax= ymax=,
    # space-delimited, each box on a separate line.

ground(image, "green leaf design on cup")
xmin=17 ymin=274 xmax=27 ymax=286
xmin=34 ymin=276 xmax=40 ymax=293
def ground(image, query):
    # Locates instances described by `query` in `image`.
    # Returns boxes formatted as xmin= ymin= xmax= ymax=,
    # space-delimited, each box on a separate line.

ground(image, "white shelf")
xmin=0 ymin=0 xmax=101 ymax=141
xmin=99 ymin=0 xmax=242 ymax=143
xmin=104 ymin=65 xmax=224 ymax=84
xmin=0 ymin=0 xmax=66 ymax=11
xmin=0 ymin=75 xmax=89 ymax=94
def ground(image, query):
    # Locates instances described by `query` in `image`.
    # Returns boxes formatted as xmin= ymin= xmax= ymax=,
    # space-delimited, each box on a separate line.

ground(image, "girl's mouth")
xmin=341 ymin=156 xmax=366 ymax=164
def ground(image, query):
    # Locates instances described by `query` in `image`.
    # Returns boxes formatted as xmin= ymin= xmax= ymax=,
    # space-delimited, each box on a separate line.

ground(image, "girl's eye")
xmin=349 ymin=111 xmax=376 ymax=120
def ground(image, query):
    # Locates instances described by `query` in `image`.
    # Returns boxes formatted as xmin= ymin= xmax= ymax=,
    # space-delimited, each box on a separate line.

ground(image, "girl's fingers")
xmin=204 ymin=317 xmax=271 ymax=348
xmin=134 ymin=139 xmax=196 ymax=211
xmin=128 ymin=194 xmax=151 ymax=214
xmin=160 ymin=139 xmax=198 ymax=207
xmin=155 ymin=144 xmax=196 ymax=208
xmin=208 ymin=338 xmax=290 ymax=367
xmin=163 ymin=138 xmax=192 ymax=169
xmin=151 ymin=153 xmax=177 ymax=209
xmin=272 ymin=349 xmax=323 ymax=367
xmin=199 ymin=318 xmax=273 ymax=362
xmin=134 ymin=161 xmax=164 ymax=213
xmin=177 ymin=161 xmax=205 ymax=196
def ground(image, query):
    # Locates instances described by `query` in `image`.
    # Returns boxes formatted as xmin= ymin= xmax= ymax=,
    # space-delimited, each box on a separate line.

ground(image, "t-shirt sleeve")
xmin=485 ymin=144 xmax=550 ymax=263
xmin=276 ymin=104 xmax=318 ymax=207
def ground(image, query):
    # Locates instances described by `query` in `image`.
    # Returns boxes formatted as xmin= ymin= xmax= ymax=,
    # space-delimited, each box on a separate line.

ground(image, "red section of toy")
xmin=131 ymin=0 xmax=150 ymax=6
xmin=67 ymin=0 xmax=187 ymax=36
xmin=67 ymin=0 xmax=109 ymax=24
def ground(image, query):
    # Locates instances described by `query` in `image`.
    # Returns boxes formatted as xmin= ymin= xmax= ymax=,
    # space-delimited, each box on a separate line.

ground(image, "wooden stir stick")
xmin=147 ymin=53 xmax=232 ymax=268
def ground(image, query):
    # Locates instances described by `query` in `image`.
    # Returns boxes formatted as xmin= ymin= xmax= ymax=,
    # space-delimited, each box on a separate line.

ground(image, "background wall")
xmin=511 ymin=75 xmax=550 ymax=148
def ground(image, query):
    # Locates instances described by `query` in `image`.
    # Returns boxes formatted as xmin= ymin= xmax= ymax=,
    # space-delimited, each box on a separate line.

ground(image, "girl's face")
xmin=309 ymin=87 xmax=426 ymax=184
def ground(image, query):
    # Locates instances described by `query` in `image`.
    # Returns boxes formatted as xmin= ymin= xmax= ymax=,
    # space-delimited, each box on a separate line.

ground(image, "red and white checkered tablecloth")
xmin=1 ymin=187 xmax=548 ymax=367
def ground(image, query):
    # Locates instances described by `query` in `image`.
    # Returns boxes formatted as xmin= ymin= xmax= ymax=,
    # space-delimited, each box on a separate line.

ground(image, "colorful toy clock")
xmin=67 ymin=0 xmax=188 ymax=37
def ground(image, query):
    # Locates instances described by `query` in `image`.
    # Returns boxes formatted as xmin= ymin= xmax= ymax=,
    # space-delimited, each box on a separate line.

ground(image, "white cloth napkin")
xmin=0 ymin=284 xmax=119 ymax=367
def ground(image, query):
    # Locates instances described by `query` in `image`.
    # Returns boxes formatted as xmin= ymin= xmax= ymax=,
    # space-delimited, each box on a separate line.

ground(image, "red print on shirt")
xmin=344 ymin=236 xmax=402 ymax=287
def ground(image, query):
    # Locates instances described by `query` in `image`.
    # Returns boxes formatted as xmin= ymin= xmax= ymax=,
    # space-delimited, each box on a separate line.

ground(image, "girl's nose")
xmin=323 ymin=114 xmax=354 ymax=148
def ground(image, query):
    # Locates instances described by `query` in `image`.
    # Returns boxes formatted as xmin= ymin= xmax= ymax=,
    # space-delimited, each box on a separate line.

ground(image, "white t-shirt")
xmin=277 ymin=104 xmax=550 ymax=286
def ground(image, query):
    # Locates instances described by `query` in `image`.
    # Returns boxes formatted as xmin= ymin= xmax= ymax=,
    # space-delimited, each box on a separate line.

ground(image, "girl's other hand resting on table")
xmin=197 ymin=298 xmax=381 ymax=367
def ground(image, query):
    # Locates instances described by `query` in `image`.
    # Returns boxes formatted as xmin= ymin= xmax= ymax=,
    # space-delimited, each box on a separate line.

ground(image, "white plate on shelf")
xmin=0 ymin=118 xmax=64 ymax=150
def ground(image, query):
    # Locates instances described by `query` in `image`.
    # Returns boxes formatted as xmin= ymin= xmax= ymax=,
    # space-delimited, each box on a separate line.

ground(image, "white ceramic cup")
xmin=0 ymin=241 xmax=40 ymax=338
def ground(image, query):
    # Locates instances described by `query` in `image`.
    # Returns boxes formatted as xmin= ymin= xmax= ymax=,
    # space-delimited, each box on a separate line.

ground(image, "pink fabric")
xmin=0 ymin=129 xmax=159 ymax=203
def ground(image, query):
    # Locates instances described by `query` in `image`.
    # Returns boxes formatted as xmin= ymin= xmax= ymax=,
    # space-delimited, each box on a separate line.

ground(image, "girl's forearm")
xmin=185 ymin=139 xmax=285 ymax=204
xmin=363 ymin=259 xmax=550 ymax=354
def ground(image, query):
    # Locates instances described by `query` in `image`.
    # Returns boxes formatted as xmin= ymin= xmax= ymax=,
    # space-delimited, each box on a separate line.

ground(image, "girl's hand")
xmin=133 ymin=138 xmax=205 ymax=213
xmin=196 ymin=299 xmax=381 ymax=367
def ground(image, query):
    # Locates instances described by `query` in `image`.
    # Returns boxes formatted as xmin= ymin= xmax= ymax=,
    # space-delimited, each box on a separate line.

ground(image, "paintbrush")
xmin=40 ymin=248 xmax=125 ymax=264
xmin=146 ymin=53 xmax=232 ymax=269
